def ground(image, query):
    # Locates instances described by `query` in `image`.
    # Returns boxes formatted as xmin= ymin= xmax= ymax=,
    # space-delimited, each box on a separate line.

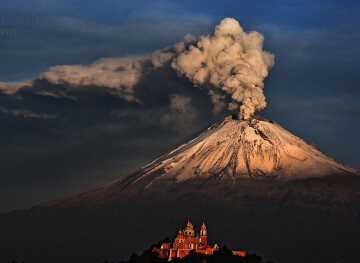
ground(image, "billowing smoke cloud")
xmin=34 ymin=49 xmax=182 ymax=103
xmin=172 ymin=18 xmax=275 ymax=119
xmin=1 ymin=18 xmax=273 ymax=120
xmin=39 ymin=56 xmax=155 ymax=102
xmin=0 ymin=80 xmax=34 ymax=94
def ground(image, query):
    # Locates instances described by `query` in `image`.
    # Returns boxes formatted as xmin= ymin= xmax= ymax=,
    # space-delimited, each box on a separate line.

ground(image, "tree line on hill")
xmin=7 ymin=239 xmax=274 ymax=263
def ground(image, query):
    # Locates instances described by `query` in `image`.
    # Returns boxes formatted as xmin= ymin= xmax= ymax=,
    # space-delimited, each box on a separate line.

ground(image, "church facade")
xmin=152 ymin=221 xmax=246 ymax=260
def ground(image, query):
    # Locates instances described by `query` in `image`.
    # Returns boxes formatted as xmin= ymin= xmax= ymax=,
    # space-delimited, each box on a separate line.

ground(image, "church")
xmin=152 ymin=221 xmax=246 ymax=260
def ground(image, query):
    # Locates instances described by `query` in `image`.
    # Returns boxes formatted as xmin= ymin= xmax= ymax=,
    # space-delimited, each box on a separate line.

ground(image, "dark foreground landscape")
xmin=1 ymin=173 xmax=360 ymax=263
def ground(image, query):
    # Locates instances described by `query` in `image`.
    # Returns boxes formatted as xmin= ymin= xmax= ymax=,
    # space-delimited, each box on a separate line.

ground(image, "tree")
xmin=129 ymin=253 xmax=140 ymax=263
xmin=212 ymin=246 xmax=234 ymax=263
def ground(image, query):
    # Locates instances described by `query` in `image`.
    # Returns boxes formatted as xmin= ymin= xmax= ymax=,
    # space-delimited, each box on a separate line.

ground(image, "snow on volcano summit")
xmin=124 ymin=115 xmax=358 ymax=187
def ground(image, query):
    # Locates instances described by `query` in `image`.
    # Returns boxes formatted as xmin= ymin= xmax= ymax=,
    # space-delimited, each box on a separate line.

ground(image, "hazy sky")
xmin=0 ymin=0 xmax=359 ymax=213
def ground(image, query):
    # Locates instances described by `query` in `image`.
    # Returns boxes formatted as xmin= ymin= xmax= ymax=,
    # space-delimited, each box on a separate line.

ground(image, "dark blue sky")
xmin=0 ymin=0 xmax=359 ymax=213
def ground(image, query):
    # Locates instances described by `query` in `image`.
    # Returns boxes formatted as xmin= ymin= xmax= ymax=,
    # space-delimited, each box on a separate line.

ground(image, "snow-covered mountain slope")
xmin=121 ymin=115 xmax=358 ymax=188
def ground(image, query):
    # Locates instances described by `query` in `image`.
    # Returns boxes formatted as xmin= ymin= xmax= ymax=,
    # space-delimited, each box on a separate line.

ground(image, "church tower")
xmin=200 ymin=222 xmax=207 ymax=246
xmin=184 ymin=220 xmax=195 ymax=236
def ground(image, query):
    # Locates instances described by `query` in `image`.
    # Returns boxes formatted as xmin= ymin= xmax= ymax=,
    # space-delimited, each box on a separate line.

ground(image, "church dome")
xmin=184 ymin=220 xmax=195 ymax=236
xmin=201 ymin=222 xmax=206 ymax=230
xmin=185 ymin=220 xmax=194 ymax=229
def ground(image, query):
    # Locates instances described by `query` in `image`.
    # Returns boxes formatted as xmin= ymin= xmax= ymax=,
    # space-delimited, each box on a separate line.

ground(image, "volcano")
xmin=1 ymin=115 xmax=359 ymax=263
xmin=121 ymin=115 xmax=357 ymax=183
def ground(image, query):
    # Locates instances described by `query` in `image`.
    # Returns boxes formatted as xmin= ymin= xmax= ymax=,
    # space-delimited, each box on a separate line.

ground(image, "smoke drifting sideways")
xmin=1 ymin=18 xmax=274 ymax=119
xmin=172 ymin=18 xmax=275 ymax=120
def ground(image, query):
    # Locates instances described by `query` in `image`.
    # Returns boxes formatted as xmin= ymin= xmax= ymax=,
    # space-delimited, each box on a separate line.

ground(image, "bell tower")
xmin=200 ymin=222 xmax=207 ymax=236
xmin=184 ymin=220 xmax=195 ymax=236
xmin=200 ymin=222 xmax=207 ymax=246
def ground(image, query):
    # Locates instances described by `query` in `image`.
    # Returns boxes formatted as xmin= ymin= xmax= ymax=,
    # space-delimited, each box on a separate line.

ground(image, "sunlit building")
xmin=152 ymin=221 xmax=246 ymax=260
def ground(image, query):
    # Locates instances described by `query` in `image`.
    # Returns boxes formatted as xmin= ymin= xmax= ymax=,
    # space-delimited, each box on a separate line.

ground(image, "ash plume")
xmin=1 ymin=18 xmax=274 ymax=120
xmin=172 ymin=18 xmax=275 ymax=119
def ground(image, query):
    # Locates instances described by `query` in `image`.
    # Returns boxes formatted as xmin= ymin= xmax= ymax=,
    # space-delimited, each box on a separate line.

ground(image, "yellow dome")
xmin=186 ymin=220 xmax=193 ymax=228
xmin=201 ymin=222 xmax=206 ymax=230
